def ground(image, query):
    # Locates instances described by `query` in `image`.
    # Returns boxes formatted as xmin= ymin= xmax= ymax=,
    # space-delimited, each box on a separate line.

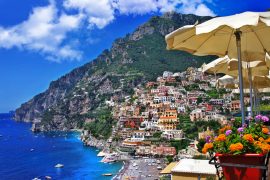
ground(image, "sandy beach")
xmin=113 ymin=157 xmax=165 ymax=180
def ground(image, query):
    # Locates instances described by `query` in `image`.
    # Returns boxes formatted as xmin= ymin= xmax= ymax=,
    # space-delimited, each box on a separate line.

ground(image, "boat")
xmin=157 ymin=166 xmax=162 ymax=170
xmin=32 ymin=178 xmax=41 ymax=180
xmin=45 ymin=176 xmax=52 ymax=180
xmin=30 ymin=148 xmax=35 ymax=152
xmin=102 ymin=173 xmax=112 ymax=176
xmin=101 ymin=153 xmax=117 ymax=163
xmin=54 ymin=163 xmax=64 ymax=168
xmin=97 ymin=151 xmax=107 ymax=157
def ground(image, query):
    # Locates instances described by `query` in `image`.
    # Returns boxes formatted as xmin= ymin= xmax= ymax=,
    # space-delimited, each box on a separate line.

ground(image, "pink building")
xmin=151 ymin=145 xmax=176 ymax=156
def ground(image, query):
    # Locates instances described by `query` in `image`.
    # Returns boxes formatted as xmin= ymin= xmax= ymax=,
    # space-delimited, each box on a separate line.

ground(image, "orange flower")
xmin=216 ymin=134 xmax=226 ymax=141
xmin=259 ymin=137 xmax=265 ymax=142
xmin=265 ymin=137 xmax=270 ymax=143
xmin=205 ymin=143 xmax=213 ymax=149
xmin=262 ymin=127 xmax=269 ymax=134
xmin=202 ymin=143 xmax=213 ymax=154
xmin=219 ymin=126 xmax=231 ymax=134
xmin=254 ymin=141 xmax=261 ymax=146
xmin=229 ymin=143 xmax=243 ymax=152
xmin=243 ymin=134 xmax=254 ymax=143
xmin=259 ymin=143 xmax=270 ymax=154
xmin=202 ymin=147 xmax=207 ymax=154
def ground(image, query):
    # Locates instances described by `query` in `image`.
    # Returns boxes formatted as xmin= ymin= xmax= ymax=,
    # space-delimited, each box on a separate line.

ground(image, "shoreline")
xmin=113 ymin=160 xmax=130 ymax=180
xmin=113 ymin=157 xmax=165 ymax=180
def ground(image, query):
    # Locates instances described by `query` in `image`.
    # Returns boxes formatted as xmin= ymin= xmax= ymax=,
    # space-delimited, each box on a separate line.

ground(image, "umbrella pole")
xmin=255 ymin=89 xmax=259 ymax=115
xmin=235 ymin=30 xmax=245 ymax=125
xmin=214 ymin=72 xmax=220 ymax=98
xmin=253 ymin=89 xmax=256 ymax=115
xmin=248 ymin=65 xmax=253 ymax=117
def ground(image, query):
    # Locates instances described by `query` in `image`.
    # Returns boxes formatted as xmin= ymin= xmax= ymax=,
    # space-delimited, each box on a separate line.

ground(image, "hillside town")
xmin=80 ymin=66 xmax=266 ymax=179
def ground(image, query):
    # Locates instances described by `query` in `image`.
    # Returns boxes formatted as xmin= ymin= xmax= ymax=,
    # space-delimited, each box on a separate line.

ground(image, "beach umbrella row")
xmin=166 ymin=11 xmax=270 ymax=125
xmin=217 ymin=75 xmax=270 ymax=89
xmin=202 ymin=55 xmax=270 ymax=116
xmin=202 ymin=57 xmax=269 ymax=77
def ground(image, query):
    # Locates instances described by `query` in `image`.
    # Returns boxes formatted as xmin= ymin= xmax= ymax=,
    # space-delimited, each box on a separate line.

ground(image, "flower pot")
xmin=215 ymin=153 xmax=266 ymax=180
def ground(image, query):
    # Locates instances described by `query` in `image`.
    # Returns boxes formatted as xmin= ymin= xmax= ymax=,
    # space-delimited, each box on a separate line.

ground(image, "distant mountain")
xmin=15 ymin=12 xmax=215 ymax=131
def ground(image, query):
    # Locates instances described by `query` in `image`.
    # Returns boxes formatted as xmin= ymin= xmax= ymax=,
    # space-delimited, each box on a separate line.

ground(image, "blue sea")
xmin=0 ymin=118 xmax=122 ymax=180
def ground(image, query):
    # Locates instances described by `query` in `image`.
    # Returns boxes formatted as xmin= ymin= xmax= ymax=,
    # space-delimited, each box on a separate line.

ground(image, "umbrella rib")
xmin=249 ymin=26 xmax=267 ymax=53
xmin=225 ymin=29 xmax=234 ymax=55
xmin=173 ymin=34 xmax=196 ymax=49
xmin=194 ymin=26 xmax=227 ymax=54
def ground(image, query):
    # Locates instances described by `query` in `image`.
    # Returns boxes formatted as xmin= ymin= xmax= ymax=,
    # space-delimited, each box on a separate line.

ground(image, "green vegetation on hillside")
xmin=84 ymin=107 xmax=116 ymax=139
xmin=16 ymin=12 xmax=216 ymax=133
xmin=178 ymin=115 xmax=221 ymax=139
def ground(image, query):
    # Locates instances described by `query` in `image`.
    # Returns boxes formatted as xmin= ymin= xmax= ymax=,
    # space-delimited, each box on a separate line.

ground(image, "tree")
xmin=153 ymin=131 xmax=162 ymax=138
xmin=166 ymin=155 xmax=173 ymax=163
xmin=197 ymin=138 xmax=206 ymax=153
xmin=197 ymin=96 xmax=203 ymax=105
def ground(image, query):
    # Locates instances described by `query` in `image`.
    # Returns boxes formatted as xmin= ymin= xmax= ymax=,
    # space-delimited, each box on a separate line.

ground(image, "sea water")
xmin=0 ymin=118 xmax=122 ymax=180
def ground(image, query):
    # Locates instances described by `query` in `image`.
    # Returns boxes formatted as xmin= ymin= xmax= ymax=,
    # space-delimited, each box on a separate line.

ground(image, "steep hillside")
xmin=15 ymin=12 xmax=215 ymax=131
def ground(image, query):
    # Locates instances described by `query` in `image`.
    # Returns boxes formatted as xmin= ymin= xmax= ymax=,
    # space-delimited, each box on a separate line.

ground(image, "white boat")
xmin=102 ymin=173 xmax=112 ymax=176
xmin=45 ymin=176 xmax=52 ymax=180
xmin=157 ymin=166 xmax=162 ymax=170
xmin=101 ymin=153 xmax=117 ymax=163
xmin=54 ymin=163 xmax=64 ymax=168
xmin=97 ymin=151 xmax=107 ymax=157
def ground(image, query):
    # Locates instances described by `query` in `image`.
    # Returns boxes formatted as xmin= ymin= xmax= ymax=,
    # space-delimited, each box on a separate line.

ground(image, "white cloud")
xmin=0 ymin=2 xmax=83 ymax=62
xmin=0 ymin=0 xmax=215 ymax=62
xmin=194 ymin=4 xmax=215 ymax=16
xmin=64 ymin=0 xmax=215 ymax=28
xmin=113 ymin=0 xmax=216 ymax=16
xmin=113 ymin=0 xmax=158 ymax=15
xmin=64 ymin=0 xmax=114 ymax=29
xmin=178 ymin=0 xmax=216 ymax=16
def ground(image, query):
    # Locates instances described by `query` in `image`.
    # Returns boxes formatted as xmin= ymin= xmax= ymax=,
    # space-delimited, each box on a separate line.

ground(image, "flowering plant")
xmin=202 ymin=115 xmax=270 ymax=155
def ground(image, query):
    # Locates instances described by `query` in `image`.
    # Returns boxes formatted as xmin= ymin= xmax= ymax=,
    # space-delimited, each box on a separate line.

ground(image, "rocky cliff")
xmin=15 ymin=12 xmax=214 ymax=131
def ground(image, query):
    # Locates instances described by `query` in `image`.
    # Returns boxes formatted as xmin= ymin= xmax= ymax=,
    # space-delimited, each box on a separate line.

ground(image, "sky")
xmin=0 ymin=0 xmax=269 ymax=112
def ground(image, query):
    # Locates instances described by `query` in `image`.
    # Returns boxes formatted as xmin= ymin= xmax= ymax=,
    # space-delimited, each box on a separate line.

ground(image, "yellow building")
xmin=158 ymin=109 xmax=178 ymax=130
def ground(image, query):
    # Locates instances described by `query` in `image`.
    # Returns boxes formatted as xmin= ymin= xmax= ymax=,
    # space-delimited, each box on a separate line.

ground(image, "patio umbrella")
xmin=218 ymin=75 xmax=270 ymax=115
xmin=203 ymin=57 xmax=269 ymax=116
xmin=218 ymin=75 xmax=270 ymax=89
xmin=201 ymin=56 xmax=230 ymax=78
xmin=203 ymin=57 xmax=269 ymax=77
xmin=217 ymin=75 xmax=237 ymax=89
xmin=165 ymin=11 xmax=270 ymax=124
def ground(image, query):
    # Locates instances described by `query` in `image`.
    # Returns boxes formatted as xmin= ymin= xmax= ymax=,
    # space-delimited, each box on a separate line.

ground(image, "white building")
xmin=131 ymin=130 xmax=152 ymax=141
xmin=163 ymin=71 xmax=173 ymax=78
xmin=162 ymin=130 xmax=183 ymax=140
